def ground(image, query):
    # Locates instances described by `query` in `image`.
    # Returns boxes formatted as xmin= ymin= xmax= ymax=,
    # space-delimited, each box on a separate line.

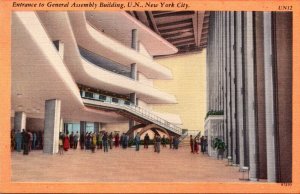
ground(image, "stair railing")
xmin=81 ymin=95 xmax=182 ymax=135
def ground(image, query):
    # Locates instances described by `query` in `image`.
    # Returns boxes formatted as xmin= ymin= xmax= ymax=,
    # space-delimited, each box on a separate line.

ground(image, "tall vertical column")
xmin=80 ymin=121 xmax=86 ymax=135
xmin=230 ymin=12 xmax=237 ymax=164
xmin=273 ymin=12 xmax=292 ymax=183
xmin=263 ymin=12 xmax=277 ymax=182
xmin=131 ymin=29 xmax=138 ymax=50
xmin=254 ymin=12 xmax=267 ymax=179
xmin=129 ymin=93 xmax=137 ymax=130
xmin=236 ymin=11 xmax=245 ymax=169
xmin=130 ymin=63 xmax=137 ymax=80
xmin=43 ymin=99 xmax=61 ymax=154
xmin=131 ymin=29 xmax=138 ymax=80
xmin=226 ymin=12 xmax=232 ymax=158
xmin=14 ymin=111 xmax=26 ymax=132
xmin=94 ymin=122 xmax=100 ymax=133
xmin=244 ymin=12 xmax=258 ymax=181
xmin=129 ymin=29 xmax=138 ymax=131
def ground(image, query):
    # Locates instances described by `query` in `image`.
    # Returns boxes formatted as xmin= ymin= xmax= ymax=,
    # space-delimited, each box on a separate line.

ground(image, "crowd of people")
xmin=11 ymin=129 xmax=44 ymax=155
xmin=11 ymin=129 xmax=208 ymax=156
xmin=190 ymin=135 xmax=208 ymax=154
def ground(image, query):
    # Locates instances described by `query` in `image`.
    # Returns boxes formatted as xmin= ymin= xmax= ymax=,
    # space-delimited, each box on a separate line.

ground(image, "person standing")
xmin=28 ymin=130 xmax=33 ymax=152
xmin=190 ymin=135 xmax=194 ymax=153
xmin=161 ymin=135 xmax=166 ymax=148
xmin=74 ymin=131 xmax=79 ymax=149
xmin=32 ymin=132 xmax=37 ymax=150
xmin=144 ymin=133 xmax=150 ymax=149
xmin=59 ymin=132 xmax=64 ymax=155
xmin=114 ymin=133 xmax=119 ymax=147
xmin=91 ymin=133 xmax=97 ymax=153
xmin=124 ymin=134 xmax=129 ymax=149
xmin=15 ymin=131 xmax=22 ymax=152
xmin=108 ymin=132 xmax=113 ymax=149
xmin=194 ymin=137 xmax=199 ymax=154
xmin=169 ymin=136 xmax=173 ymax=149
xmin=23 ymin=130 xmax=30 ymax=155
xmin=155 ymin=135 xmax=161 ymax=153
xmin=120 ymin=133 xmax=124 ymax=149
xmin=69 ymin=131 xmax=74 ymax=149
xmin=86 ymin=132 xmax=92 ymax=150
xmin=63 ymin=133 xmax=70 ymax=151
xmin=153 ymin=135 xmax=157 ymax=152
xmin=135 ymin=133 xmax=140 ymax=151
xmin=96 ymin=132 xmax=100 ymax=149
xmin=200 ymin=136 xmax=205 ymax=154
xmin=99 ymin=132 xmax=103 ymax=149
xmin=80 ymin=132 xmax=85 ymax=150
xmin=102 ymin=132 xmax=108 ymax=153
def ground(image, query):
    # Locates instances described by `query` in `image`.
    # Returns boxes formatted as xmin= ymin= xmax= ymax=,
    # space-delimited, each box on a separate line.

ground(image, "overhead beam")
xmin=146 ymin=11 xmax=160 ymax=35
xmin=166 ymin=35 xmax=195 ymax=42
xmin=159 ymin=24 xmax=193 ymax=33
xmin=153 ymin=11 xmax=195 ymax=18
xmin=193 ymin=11 xmax=205 ymax=46
xmin=157 ymin=18 xmax=192 ymax=28
xmin=173 ymin=39 xmax=195 ymax=45
xmin=161 ymin=29 xmax=194 ymax=37
xmin=175 ymin=41 xmax=195 ymax=47
xmin=135 ymin=11 xmax=150 ymax=27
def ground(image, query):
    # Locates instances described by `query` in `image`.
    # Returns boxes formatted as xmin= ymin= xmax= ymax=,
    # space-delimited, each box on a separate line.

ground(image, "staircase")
xmin=82 ymin=97 xmax=183 ymax=136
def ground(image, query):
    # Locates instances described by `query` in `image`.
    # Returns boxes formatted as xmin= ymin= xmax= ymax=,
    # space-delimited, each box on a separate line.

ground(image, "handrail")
xmin=82 ymin=96 xmax=182 ymax=135
xmin=78 ymin=45 xmax=132 ymax=79
xmin=80 ymin=54 xmax=135 ymax=82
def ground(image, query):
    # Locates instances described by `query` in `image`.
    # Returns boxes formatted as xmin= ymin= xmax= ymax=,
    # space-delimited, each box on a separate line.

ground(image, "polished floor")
xmin=12 ymin=146 xmax=245 ymax=182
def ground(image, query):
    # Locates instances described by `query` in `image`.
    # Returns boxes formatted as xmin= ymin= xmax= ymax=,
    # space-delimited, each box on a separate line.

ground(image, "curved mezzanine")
xmin=68 ymin=11 xmax=174 ymax=80
xmin=36 ymin=11 xmax=177 ymax=104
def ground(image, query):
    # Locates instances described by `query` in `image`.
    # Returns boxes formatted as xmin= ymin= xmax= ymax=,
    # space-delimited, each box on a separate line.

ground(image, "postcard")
xmin=0 ymin=0 xmax=299 ymax=193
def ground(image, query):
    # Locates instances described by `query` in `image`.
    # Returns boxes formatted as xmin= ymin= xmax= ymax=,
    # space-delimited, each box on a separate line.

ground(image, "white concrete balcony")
xmin=36 ymin=11 xmax=178 ymax=104
xmin=68 ymin=11 xmax=174 ymax=80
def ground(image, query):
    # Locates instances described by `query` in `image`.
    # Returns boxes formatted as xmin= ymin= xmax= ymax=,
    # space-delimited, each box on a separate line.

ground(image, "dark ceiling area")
xmin=127 ymin=11 xmax=210 ymax=55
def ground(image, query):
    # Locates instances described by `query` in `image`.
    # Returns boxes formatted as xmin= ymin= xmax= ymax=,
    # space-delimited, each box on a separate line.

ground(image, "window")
xmin=99 ymin=95 xmax=107 ymax=101
xmin=85 ymin=91 xmax=93 ymax=98
xmin=86 ymin=122 xmax=94 ymax=133
xmin=112 ymin=98 xmax=119 ymax=103
xmin=124 ymin=101 xmax=131 ymax=105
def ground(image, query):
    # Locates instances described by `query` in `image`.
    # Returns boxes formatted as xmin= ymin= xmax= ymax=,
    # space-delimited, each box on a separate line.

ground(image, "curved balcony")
xmin=80 ymin=53 xmax=177 ymax=103
xmin=36 ymin=11 xmax=177 ymax=104
xmin=67 ymin=11 xmax=173 ymax=80
xmin=79 ymin=46 xmax=131 ymax=78
xmin=85 ymin=11 xmax=178 ymax=56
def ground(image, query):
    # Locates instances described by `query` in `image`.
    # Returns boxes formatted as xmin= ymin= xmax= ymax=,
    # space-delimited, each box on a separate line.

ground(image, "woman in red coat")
xmin=194 ymin=137 xmax=199 ymax=154
xmin=114 ymin=133 xmax=119 ymax=147
xmin=63 ymin=134 xmax=70 ymax=151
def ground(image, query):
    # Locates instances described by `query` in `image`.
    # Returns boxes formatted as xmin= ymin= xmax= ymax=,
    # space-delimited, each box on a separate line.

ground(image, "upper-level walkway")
xmin=12 ymin=146 xmax=245 ymax=182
